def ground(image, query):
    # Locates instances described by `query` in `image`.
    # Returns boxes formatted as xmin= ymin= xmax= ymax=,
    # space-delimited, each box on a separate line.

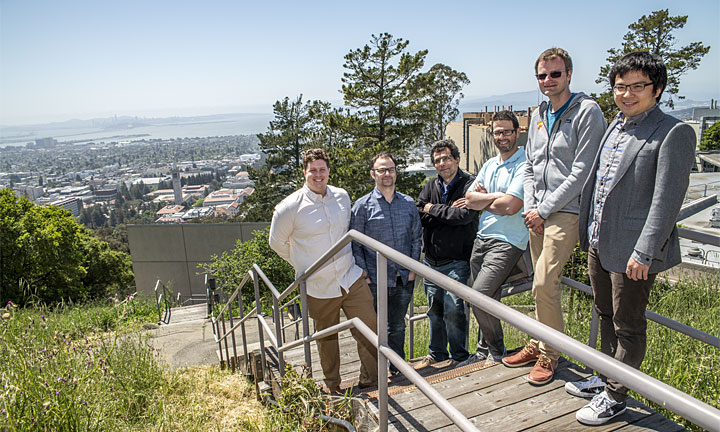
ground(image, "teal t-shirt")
xmin=470 ymin=148 xmax=529 ymax=250
xmin=546 ymin=93 xmax=574 ymax=137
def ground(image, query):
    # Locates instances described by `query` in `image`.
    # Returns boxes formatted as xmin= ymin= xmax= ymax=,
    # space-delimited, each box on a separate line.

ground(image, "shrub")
xmin=202 ymin=227 xmax=294 ymax=313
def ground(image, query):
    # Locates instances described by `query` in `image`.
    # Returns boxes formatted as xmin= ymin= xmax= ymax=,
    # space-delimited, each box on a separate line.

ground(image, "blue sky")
xmin=1 ymin=0 xmax=718 ymax=125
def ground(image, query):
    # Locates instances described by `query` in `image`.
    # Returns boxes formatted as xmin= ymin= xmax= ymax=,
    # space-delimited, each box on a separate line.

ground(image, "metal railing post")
xmin=300 ymin=281 xmax=312 ymax=375
xmin=408 ymin=283 xmax=415 ymax=359
xmin=253 ymin=267 xmax=267 ymax=381
xmin=206 ymin=275 xmax=215 ymax=317
xmin=228 ymin=297 xmax=238 ymax=373
xmin=273 ymin=294 xmax=285 ymax=375
xmin=238 ymin=286 xmax=249 ymax=367
xmin=376 ymin=253 xmax=389 ymax=432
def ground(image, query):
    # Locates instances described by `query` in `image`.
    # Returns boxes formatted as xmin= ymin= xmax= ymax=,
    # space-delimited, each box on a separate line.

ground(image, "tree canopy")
xmin=0 ymin=188 xmax=135 ymax=305
xmin=593 ymin=9 xmax=711 ymax=119
xmin=699 ymin=121 xmax=720 ymax=151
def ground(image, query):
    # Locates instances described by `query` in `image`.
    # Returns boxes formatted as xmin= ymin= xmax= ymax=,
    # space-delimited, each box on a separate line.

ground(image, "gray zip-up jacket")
xmin=524 ymin=92 xmax=606 ymax=218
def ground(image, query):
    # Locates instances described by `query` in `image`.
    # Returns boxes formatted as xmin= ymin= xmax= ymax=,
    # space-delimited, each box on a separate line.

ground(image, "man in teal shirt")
xmin=456 ymin=110 xmax=529 ymax=368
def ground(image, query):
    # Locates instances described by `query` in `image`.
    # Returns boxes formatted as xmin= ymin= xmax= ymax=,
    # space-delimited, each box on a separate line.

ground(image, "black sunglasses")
xmin=535 ymin=71 xmax=564 ymax=80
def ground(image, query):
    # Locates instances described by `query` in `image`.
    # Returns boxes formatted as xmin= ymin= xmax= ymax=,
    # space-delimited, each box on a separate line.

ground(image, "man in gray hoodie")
xmin=502 ymin=48 xmax=606 ymax=385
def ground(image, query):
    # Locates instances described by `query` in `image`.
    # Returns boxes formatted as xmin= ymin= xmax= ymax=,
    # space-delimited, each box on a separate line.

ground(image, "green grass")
xmin=0 ymin=297 xmax=165 ymax=431
xmin=408 ymin=273 xmax=720 ymax=431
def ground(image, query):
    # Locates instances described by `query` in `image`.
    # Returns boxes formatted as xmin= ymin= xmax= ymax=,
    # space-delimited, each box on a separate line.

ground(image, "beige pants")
xmin=528 ymin=211 xmax=578 ymax=360
xmin=306 ymin=277 xmax=378 ymax=389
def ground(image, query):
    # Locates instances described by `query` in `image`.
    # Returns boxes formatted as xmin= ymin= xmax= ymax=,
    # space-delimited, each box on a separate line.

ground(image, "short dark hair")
xmin=492 ymin=110 xmax=519 ymax=130
xmin=371 ymin=152 xmax=396 ymax=169
xmin=609 ymin=51 xmax=666 ymax=103
xmin=430 ymin=139 xmax=460 ymax=162
xmin=303 ymin=148 xmax=329 ymax=170
xmin=535 ymin=47 xmax=573 ymax=74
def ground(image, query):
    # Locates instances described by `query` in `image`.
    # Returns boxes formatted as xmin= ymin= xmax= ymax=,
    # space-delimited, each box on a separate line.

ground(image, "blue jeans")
xmin=368 ymin=278 xmax=414 ymax=371
xmin=424 ymin=259 xmax=470 ymax=362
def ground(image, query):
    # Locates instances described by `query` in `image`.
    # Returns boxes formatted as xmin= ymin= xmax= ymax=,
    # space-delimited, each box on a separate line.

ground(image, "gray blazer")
xmin=578 ymin=106 xmax=696 ymax=274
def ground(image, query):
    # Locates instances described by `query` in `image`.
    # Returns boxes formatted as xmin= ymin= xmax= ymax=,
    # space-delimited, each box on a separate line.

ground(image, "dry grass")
xmin=140 ymin=365 xmax=265 ymax=432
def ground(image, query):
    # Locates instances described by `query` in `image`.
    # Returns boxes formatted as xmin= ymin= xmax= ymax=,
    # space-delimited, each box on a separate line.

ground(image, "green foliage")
xmin=699 ymin=120 xmax=720 ymax=151
xmin=240 ymin=96 xmax=318 ymax=222
xmin=341 ymin=33 xmax=426 ymax=157
xmin=261 ymin=366 xmax=353 ymax=431
xmin=0 ymin=188 xmax=135 ymax=305
xmin=595 ymin=9 xmax=711 ymax=118
xmin=202 ymin=227 xmax=294 ymax=312
xmin=0 ymin=298 xmax=163 ymax=431
xmin=416 ymin=63 xmax=470 ymax=143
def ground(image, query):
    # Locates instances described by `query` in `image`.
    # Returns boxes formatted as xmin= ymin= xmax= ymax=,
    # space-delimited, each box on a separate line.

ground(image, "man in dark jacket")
xmin=415 ymin=139 xmax=478 ymax=368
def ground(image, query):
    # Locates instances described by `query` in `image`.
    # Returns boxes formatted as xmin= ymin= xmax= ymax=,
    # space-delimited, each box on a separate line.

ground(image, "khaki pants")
xmin=528 ymin=211 xmax=578 ymax=360
xmin=306 ymin=277 xmax=378 ymax=390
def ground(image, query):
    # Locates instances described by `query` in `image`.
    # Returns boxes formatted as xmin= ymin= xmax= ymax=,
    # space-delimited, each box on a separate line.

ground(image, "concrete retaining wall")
xmin=128 ymin=222 xmax=269 ymax=299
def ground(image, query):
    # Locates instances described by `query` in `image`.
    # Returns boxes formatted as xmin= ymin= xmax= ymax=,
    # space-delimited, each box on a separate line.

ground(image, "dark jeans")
xmin=424 ymin=259 xmax=470 ymax=362
xmin=368 ymin=278 xmax=414 ymax=371
xmin=469 ymin=237 xmax=524 ymax=359
xmin=589 ymin=248 xmax=655 ymax=402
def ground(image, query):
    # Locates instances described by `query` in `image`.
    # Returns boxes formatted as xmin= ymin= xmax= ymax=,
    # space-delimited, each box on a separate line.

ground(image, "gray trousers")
xmin=469 ymin=237 xmax=524 ymax=358
xmin=589 ymin=248 xmax=655 ymax=402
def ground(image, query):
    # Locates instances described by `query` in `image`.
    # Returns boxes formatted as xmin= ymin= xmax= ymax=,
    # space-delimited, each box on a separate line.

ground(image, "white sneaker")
xmin=565 ymin=375 xmax=605 ymax=398
xmin=576 ymin=391 xmax=627 ymax=425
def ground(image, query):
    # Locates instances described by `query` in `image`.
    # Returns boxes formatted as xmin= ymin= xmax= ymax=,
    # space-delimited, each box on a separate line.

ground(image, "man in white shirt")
xmin=269 ymin=148 xmax=378 ymax=393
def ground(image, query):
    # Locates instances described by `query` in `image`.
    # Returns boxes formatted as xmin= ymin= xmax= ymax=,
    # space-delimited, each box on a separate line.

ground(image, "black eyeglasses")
xmin=372 ymin=167 xmax=396 ymax=175
xmin=613 ymin=82 xmax=653 ymax=94
xmin=535 ymin=71 xmax=564 ymax=81
xmin=492 ymin=129 xmax=516 ymax=137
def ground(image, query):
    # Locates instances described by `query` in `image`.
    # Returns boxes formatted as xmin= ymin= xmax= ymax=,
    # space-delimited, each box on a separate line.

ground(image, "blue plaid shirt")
xmin=350 ymin=188 xmax=422 ymax=287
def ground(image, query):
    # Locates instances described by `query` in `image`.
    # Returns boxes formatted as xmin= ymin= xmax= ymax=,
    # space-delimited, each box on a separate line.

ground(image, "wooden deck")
xmin=267 ymin=331 xmax=684 ymax=431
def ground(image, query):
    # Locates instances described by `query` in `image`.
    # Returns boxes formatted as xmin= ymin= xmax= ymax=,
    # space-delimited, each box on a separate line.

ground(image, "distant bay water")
xmin=0 ymin=113 xmax=274 ymax=148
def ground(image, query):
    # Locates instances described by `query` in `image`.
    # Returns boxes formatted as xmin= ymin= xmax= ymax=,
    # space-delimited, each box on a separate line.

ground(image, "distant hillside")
xmin=459 ymin=90 xmax=714 ymax=119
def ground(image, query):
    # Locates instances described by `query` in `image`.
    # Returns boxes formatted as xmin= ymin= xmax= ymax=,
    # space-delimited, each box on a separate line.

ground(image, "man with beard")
xmin=351 ymin=152 xmax=422 ymax=375
xmin=455 ymin=110 xmax=529 ymax=368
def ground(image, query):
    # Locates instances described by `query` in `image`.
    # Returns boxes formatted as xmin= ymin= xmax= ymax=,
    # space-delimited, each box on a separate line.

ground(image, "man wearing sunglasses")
xmin=568 ymin=52 xmax=696 ymax=425
xmin=503 ymin=48 xmax=606 ymax=385
xmin=351 ymin=152 xmax=422 ymax=375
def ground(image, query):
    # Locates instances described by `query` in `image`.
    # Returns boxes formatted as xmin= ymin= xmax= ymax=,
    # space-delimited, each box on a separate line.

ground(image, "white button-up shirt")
xmin=269 ymin=184 xmax=363 ymax=299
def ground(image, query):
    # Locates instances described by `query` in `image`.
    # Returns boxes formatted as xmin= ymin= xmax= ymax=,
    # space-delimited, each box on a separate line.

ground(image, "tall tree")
xmin=594 ymin=9 xmax=710 ymax=118
xmin=340 ymin=33 xmax=427 ymax=199
xmin=416 ymin=63 xmax=470 ymax=143
xmin=342 ymin=33 xmax=427 ymax=150
xmin=239 ymin=95 xmax=318 ymax=222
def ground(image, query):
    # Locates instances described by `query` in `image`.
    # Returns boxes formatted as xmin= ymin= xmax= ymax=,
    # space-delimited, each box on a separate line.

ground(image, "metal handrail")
xmin=210 ymin=229 xmax=720 ymax=431
xmin=153 ymin=279 xmax=171 ymax=324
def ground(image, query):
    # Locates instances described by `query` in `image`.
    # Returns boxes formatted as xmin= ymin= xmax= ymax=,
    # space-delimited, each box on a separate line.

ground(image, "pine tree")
xmin=593 ymin=9 xmax=710 ymax=118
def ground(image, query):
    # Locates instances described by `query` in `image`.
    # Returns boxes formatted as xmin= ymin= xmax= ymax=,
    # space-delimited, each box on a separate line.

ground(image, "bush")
xmin=202 ymin=227 xmax=294 ymax=313
xmin=0 ymin=188 xmax=135 ymax=306
xmin=699 ymin=120 xmax=720 ymax=151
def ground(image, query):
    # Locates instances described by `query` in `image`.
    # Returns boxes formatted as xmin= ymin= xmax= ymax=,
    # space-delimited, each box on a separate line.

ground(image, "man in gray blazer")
xmin=568 ymin=52 xmax=696 ymax=425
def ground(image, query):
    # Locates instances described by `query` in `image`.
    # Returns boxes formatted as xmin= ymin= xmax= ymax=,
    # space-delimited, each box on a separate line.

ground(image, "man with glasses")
xmin=455 ymin=111 xmax=528 ymax=368
xmin=568 ymin=52 xmax=696 ymax=425
xmin=414 ymin=139 xmax=477 ymax=369
xmin=503 ymin=48 xmax=606 ymax=385
xmin=269 ymin=148 xmax=378 ymax=394
xmin=351 ymin=152 xmax=422 ymax=375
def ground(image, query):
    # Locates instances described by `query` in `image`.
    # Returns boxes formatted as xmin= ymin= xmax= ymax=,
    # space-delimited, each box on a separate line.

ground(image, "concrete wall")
xmin=446 ymin=122 xmax=528 ymax=175
xmin=128 ymin=222 xmax=268 ymax=299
